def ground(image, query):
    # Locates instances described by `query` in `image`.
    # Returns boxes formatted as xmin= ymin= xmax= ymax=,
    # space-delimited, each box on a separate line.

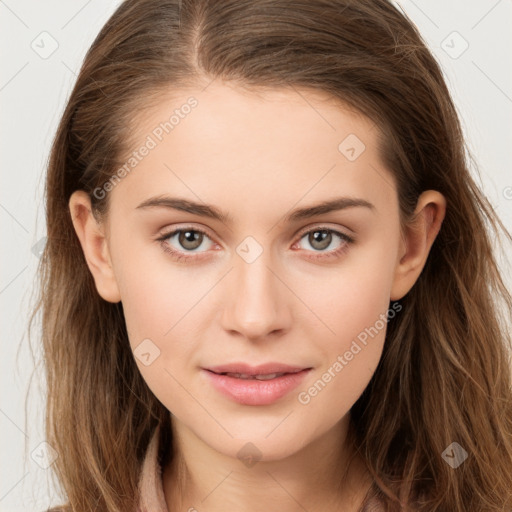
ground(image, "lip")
xmin=202 ymin=364 xmax=312 ymax=406
xmin=205 ymin=362 xmax=309 ymax=375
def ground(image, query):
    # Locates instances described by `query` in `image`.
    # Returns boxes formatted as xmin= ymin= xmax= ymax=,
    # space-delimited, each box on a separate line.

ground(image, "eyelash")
xmin=156 ymin=225 xmax=355 ymax=263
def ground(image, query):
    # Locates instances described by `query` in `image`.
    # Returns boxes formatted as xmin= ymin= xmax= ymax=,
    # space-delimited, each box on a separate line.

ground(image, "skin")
xmin=69 ymin=80 xmax=446 ymax=512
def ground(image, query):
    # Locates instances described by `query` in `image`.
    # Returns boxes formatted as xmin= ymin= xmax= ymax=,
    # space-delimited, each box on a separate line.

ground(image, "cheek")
xmin=293 ymin=242 xmax=396 ymax=410
xmin=112 ymin=243 xmax=215 ymax=391
xmin=296 ymin=238 xmax=396 ymax=351
xmin=112 ymin=233 xmax=204 ymax=342
xmin=116 ymin=264 xmax=197 ymax=405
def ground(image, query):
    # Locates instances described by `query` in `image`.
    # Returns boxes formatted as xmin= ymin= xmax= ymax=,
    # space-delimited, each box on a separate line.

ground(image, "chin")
xmin=204 ymin=428 xmax=310 ymax=464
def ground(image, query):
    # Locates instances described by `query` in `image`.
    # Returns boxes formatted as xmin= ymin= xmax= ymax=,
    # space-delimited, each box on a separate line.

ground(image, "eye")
xmin=293 ymin=226 xmax=355 ymax=260
xmin=156 ymin=226 xmax=217 ymax=262
xmin=156 ymin=225 xmax=355 ymax=263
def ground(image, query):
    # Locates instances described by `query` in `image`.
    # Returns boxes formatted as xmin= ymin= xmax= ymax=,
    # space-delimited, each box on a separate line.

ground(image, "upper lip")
xmin=205 ymin=362 xmax=311 ymax=376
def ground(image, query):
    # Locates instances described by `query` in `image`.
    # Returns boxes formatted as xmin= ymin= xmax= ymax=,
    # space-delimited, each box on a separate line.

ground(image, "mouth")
xmin=205 ymin=362 xmax=311 ymax=377
xmin=202 ymin=364 xmax=313 ymax=405
xmin=206 ymin=369 xmax=306 ymax=380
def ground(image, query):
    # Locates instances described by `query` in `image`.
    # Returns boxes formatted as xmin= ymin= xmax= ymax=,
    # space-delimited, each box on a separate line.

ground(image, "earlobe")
xmin=68 ymin=190 xmax=122 ymax=303
xmin=390 ymin=190 xmax=446 ymax=301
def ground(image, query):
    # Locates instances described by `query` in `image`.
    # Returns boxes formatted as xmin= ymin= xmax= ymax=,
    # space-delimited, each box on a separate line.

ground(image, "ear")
xmin=390 ymin=190 xmax=446 ymax=301
xmin=69 ymin=190 xmax=121 ymax=303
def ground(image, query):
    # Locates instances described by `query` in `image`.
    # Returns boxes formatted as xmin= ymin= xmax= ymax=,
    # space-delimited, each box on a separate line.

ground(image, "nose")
xmin=221 ymin=249 xmax=292 ymax=341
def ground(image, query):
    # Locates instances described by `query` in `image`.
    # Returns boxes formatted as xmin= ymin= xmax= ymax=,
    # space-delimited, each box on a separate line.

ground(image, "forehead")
xmin=108 ymin=81 xmax=397 ymax=223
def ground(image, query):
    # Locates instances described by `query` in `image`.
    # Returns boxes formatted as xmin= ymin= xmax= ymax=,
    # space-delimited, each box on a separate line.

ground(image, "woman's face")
xmin=72 ymin=81 xmax=444 ymax=462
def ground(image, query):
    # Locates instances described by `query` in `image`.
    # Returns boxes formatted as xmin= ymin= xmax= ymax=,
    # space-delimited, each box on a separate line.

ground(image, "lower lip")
xmin=202 ymin=369 xmax=312 ymax=405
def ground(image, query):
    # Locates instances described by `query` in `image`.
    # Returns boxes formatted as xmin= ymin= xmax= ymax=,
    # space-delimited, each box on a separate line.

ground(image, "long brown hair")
xmin=29 ymin=0 xmax=512 ymax=510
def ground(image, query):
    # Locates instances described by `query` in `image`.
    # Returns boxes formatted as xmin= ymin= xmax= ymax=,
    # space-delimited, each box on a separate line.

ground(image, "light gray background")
xmin=1 ymin=1 xmax=511 ymax=510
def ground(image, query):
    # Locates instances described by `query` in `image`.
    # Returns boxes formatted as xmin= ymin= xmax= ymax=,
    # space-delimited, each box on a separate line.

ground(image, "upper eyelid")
xmin=295 ymin=224 xmax=350 ymax=238
xmin=159 ymin=224 xmax=217 ymax=243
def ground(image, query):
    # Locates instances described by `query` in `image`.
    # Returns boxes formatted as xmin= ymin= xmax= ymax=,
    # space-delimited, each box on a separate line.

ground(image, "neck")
xmin=162 ymin=413 xmax=373 ymax=512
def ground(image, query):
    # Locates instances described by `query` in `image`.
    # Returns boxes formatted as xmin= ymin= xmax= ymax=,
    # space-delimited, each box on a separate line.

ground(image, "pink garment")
xmin=137 ymin=424 xmax=168 ymax=512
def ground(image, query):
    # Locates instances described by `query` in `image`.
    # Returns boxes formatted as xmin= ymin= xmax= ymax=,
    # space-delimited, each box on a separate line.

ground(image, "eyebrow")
xmin=135 ymin=195 xmax=375 ymax=224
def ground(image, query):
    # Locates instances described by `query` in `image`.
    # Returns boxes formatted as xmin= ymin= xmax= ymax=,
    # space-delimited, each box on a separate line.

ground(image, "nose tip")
xmin=221 ymin=252 xmax=289 ymax=340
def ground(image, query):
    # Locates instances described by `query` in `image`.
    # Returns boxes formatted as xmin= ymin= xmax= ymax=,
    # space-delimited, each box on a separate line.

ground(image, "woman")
xmin=32 ymin=0 xmax=512 ymax=510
